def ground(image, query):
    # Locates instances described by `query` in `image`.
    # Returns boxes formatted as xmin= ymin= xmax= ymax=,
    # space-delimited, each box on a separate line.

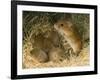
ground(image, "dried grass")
xmin=23 ymin=41 xmax=89 ymax=69
xmin=22 ymin=11 xmax=90 ymax=69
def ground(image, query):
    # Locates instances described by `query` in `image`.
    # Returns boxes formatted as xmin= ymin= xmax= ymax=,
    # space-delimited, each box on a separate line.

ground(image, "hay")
xmin=22 ymin=11 xmax=90 ymax=69
xmin=23 ymin=42 xmax=89 ymax=69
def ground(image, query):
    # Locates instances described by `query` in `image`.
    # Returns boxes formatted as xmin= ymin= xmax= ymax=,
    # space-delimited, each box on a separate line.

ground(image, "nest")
xmin=22 ymin=11 xmax=90 ymax=69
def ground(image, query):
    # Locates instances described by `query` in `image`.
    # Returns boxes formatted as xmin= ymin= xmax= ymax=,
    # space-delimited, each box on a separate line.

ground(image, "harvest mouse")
xmin=54 ymin=20 xmax=82 ymax=56
xmin=30 ymin=48 xmax=49 ymax=63
xmin=49 ymin=47 xmax=65 ymax=62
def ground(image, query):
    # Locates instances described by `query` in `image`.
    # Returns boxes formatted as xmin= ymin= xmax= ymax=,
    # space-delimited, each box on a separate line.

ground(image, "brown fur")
xmin=54 ymin=20 xmax=82 ymax=55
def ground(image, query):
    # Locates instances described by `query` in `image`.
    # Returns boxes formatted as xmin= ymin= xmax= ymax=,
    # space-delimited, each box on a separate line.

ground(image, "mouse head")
xmin=54 ymin=20 xmax=73 ymax=35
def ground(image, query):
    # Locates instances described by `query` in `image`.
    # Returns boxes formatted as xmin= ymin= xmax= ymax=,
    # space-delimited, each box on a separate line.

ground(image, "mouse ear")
xmin=67 ymin=21 xmax=73 ymax=27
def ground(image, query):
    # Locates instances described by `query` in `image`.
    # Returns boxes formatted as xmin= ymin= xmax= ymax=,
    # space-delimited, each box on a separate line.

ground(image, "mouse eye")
xmin=61 ymin=24 xmax=64 ymax=26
